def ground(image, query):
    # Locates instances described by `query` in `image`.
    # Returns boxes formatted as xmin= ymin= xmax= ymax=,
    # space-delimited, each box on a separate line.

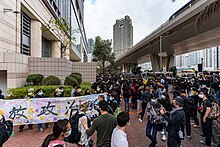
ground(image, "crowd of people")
xmin=0 ymin=71 xmax=220 ymax=147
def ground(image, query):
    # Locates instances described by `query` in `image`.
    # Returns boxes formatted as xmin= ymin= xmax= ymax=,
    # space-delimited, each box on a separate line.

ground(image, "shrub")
xmin=26 ymin=74 xmax=44 ymax=85
xmin=42 ymin=75 xmax=61 ymax=85
xmin=79 ymin=83 xmax=94 ymax=95
xmin=82 ymin=82 xmax=91 ymax=86
xmin=70 ymin=73 xmax=82 ymax=84
xmin=64 ymin=76 xmax=78 ymax=88
xmin=7 ymin=85 xmax=73 ymax=99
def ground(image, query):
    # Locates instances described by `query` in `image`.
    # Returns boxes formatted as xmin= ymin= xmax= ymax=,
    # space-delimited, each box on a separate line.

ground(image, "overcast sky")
xmin=84 ymin=0 xmax=190 ymax=45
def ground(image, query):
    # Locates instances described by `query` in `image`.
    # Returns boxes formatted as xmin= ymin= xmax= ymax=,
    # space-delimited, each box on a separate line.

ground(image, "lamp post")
xmin=160 ymin=36 xmax=163 ymax=72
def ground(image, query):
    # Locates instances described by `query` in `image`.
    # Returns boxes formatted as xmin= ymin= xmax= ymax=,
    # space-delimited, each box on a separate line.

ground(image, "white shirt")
xmin=78 ymin=111 xmax=90 ymax=147
xmin=111 ymin=127 xmax=128 ymax=147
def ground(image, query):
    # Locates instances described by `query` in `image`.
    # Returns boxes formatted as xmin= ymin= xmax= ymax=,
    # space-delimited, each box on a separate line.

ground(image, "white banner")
xmin=0 ymin=94 xmax=101 ymax=125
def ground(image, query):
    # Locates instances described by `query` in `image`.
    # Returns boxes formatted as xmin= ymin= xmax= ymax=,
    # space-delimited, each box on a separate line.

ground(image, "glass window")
xmin=20 ymin=12 xmax=31 ymax=56
xmin=42 ymin=37 xmax=51 ymax=57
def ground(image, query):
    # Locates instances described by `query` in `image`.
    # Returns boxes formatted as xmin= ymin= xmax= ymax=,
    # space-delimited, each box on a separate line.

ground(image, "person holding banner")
xmin=19 ymin=88 xmax=34 ymax=132
xmin=35 ymin=88 xmax=51 ymax=132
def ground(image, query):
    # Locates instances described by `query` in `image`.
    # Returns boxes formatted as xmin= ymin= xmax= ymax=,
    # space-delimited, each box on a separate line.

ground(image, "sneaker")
xmin=187 ymin=136 xmax=191 ymax=139
xmin=46 ymin=124 xmax=51 ymax=128
xmin=191 ymin=123 xmax=195 ymax=125
xmin=193 ymin=124 xmax=200 ymax=128
xmin=162 ymin=135 xmax=167 ymax=141
xmin=138 ymin=119 xmax=143 ymax=123
xmin=19 ymin=129 xmax=23 ymax=132
xmin=161 ymin=131 xmax=165 ymax=135
xmin=39 ymin=128 xmax=44 ymax=132
xmin=200 ymin=140 xmax=204 ymax=144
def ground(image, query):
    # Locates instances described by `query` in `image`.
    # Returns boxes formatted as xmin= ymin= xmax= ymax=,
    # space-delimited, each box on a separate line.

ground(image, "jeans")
xmin=185 ymin=112 xmax=191 ymax=136
xmin=137 ymin=100 xmax=143 ymax=113
xmin=124 ymin=98 xmax=130 ymax=111
xmin=201 ymin=118 xmax=212 ymax=146
xmin=19 ymin=124 xmax=33 ymax=130
xmin=140 ymin=101 xmax=148 ymax=120
xmin=146 ymin=121 xmax=159 ymax=147
xmin=38 ymin=123 xmax=49 ymax=129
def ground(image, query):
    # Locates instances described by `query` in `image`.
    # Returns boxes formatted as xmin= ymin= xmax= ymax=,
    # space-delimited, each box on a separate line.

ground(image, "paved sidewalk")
xmin=4 ymin=109 xmax=206 ymax=147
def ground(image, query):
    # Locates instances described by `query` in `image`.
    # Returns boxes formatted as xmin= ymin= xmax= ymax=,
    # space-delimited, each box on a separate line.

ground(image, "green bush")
xmin=64 ymin=76 xmax=78 ymax=87
xmin=79 ymin=83 xmax=94 ymax=95
xmin=26 ymin=74 xmax=44 ymax=85
xmin=82 ymin=82 xmax=91 ymax=86
xmin=7 ymin=85 xmax=73 ymax=99
xmin=43 ymin=75 xmax=61 ymax=85
xmin=70 ymin=73 xmax=82 ymax=84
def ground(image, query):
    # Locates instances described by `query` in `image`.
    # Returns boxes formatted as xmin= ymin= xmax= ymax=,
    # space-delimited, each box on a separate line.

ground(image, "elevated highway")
xmin=114 ymin=0 xmax=220 ymax=71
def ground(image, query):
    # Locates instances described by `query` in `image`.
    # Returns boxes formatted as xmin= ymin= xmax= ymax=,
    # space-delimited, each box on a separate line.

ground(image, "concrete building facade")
xmin=113 ymin=15 xmax=133 ymax=59
xmin=0 ymin=0 xmax=95 ymax=95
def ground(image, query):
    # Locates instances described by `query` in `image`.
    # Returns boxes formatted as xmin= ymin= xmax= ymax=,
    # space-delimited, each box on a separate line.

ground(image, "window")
xmin=20 ymin=12 xmax=31 ymax=56
xmin=42 ymin=37 xmax=51 ymax=57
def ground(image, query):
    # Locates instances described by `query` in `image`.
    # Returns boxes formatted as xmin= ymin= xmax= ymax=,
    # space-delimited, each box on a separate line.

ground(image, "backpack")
xmin=67 ymin=111 xmax=91 ymax=144
xmin=0 ymin=115 xmax=13 ymax=146
xmin=207 ymin=101 xmax=220 ymax=120
xmin=142 ymin=92 xmax=152 ymax=103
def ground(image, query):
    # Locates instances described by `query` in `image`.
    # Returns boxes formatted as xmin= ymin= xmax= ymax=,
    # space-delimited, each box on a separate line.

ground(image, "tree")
xmin=92 ymin=36 xmax=116 ymax=74
xmin=42 ymin=18 xmax=78 ymax=58
xmin=195 ymin=0 xmax=220 ymax=29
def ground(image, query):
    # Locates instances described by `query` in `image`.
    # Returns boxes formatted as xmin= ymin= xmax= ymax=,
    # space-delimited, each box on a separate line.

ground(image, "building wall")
xmin=0 ymin=0 xmax=89 ymax=91
xmin=28 ymin=57 xmax=96 ymax=83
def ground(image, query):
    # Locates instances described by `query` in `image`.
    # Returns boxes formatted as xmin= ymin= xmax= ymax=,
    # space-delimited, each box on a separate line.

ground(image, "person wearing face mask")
xmin=41 ymin=119 xmax=73 ymax=147
xmin=19 ymin=88 xmax=34 ymax=132
xmin=160 ymin=97 xmax=185 ymax=147
xmin=111 ymin=111 xmax=130 ymax=147
xmin=84 ymin=89 xmax=91 ymax=96
xmin=146 ymin=96 xmax=163 ymax=147
xmin=71 ymin=86 xmax=81 ymax=97
xmin=198 ymin=88 xmax=213 ymax=147
xmin=35 ymin=88 xmax=51 ymax=132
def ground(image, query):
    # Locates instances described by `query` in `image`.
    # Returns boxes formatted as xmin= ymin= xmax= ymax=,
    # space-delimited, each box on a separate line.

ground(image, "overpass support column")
xmin=150 ymin=54 xmax=174 ymax=72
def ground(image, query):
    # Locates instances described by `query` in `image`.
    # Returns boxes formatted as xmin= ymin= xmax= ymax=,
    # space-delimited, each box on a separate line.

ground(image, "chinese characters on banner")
xmin=0 ymin=94 xmax=101 ymax=125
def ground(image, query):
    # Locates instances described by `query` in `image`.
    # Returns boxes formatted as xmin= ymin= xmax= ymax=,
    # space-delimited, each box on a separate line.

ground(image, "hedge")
xmin=7 ymin=83 xmax=94 ymax=99
xmin=7 ymin=85 xmax=72 ymax=99
xmin=43 ymin=75 xmax=61 ymax=85
xmin=70 ymin=73 xmax=82 ymax=85
xmin=26 ymin=74 xmax=44 ymax=85
xmin=64 ymin=76 xmax=78 ymax=87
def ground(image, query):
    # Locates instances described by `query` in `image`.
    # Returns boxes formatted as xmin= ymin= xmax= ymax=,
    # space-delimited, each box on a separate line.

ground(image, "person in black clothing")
xmin=179 ymin=89 xmax=194 ymax=139
xmin=122 ymin=83 xmax=131 ymax=112
xmin=0 ymin=90 xmax=4 ymax=99
xmin=189 ymin=87 xmax=200 ymax=128
xmin=160 ymin=97 xmax=185 ymax=147
xmin=198 ymin=88 xmax=213 ymax=147
xmin=139 ymin=86 xmax=152 ymax=122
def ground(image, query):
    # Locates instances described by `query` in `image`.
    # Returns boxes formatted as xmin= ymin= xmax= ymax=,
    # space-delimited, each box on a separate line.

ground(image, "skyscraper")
xmin=113 ymin=15 xmax=133 ymax=59
xmin=88 ymin=38 xmax=95 ymax=54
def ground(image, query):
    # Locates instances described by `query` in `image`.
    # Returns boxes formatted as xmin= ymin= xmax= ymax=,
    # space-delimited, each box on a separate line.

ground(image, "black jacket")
xmin=163 ymin=107 xmax=185 ymax=138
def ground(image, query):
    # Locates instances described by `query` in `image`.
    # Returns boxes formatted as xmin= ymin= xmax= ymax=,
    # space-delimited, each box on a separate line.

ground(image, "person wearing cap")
xmin=77 ymin=101 xmax=91 ymax=147
xmin=189 ymin=87 xmax=200 ymax=128
xmin=160 ymin=97 xmax=185 ymax=147
xmin=19 ymin=88 xmax=34 ymax=132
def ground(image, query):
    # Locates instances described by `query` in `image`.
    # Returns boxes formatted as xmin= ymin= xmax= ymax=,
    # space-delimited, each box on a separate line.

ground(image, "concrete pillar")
xmin=31 ymin=20 xmax=42 ymax=57
xmin=150 ymin=54 xmax=174 ymax=72
xmin=51 ymin=41 xmax=61 ymax=58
